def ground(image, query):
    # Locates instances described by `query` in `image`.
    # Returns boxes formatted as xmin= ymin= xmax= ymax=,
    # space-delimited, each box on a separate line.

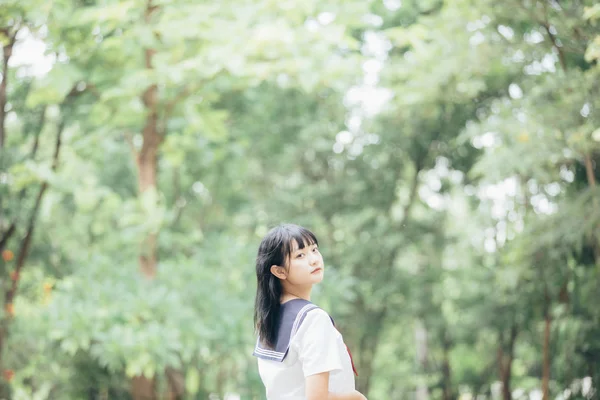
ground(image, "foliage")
xmin=0 ymin=0 xmax=598 ymax=399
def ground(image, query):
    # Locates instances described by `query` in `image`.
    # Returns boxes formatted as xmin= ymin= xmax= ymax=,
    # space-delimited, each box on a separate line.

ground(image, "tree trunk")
xmin=497 ymin=323 xmax=518 ymax=400
xmin=415 ymin=319 xmax=429 ymax=400
xmin=130 ymin=0 xmax=188 ymax=395
xmin=542 ymin=290 xmax=552 ymax=400
xmin=137 ymin=46 xmax=160 ymax=279
xmin=583 ymin=154 xmax=600 ymax=271
xmin=584 ymin=153 xmax=596 ymax=189
xmin=131 ymin=376 xmax=156 ymax=400
xmin=130 ymin=2 xmax=163 ymax=399
xmin=356 ymin=309 xmax=385 ymax=397
xmin=440 ymin=327 xmax=453 ymax=400
xmin=165 ymin=367 xmax=185 ymax=400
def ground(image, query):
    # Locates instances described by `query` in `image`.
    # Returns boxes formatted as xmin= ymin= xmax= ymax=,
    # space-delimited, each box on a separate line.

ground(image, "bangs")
xmin=277 ymin=224 xmax=319 ymax=264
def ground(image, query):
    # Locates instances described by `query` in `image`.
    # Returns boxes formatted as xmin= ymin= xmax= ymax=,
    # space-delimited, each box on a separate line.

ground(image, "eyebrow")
xmin=292 ymin=243 xmax=317 ymax=253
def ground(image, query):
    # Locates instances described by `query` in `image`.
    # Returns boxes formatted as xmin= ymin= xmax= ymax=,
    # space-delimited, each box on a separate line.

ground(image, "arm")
xmin=305 ymin=372 xmax=367 ymax=400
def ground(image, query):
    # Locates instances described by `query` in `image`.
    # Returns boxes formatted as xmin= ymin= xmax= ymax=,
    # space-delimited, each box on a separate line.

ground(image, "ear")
xmin=270 ymin=265 xmax=287 ymax=280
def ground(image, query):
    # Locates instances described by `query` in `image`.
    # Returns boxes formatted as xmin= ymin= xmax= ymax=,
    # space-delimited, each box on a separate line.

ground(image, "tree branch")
xmin=0 ymin=223 xmax=15 ymax=252
xmin=541 ymin=23 xmax=567 ymax=72
xmin=66 ymin=82 xmax=101 ymax=99
xmin=164 ymin=86 xmax=194 ymax=119
xmin=399 ymin=158 xmax=422 ymax=228
xmin=4 ymin=115 xmax=65 ymax=309
xmin=160 ymin=82 xmax=205 ymax=135
xmin=584 ymin=153 xmax=596 ymax=189
xmin=170 ymin=167 xmax=187 ymax=228
xmin=0 ymin=105 xmax=47 ymax=252
xmin=29 ymin=106 xmax=47 ymax=160
xmin=542 ymin=1 xmax=567 ymax=72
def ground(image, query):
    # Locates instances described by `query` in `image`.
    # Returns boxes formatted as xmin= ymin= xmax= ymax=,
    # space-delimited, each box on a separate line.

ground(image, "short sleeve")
xmin=294 ymin=308 xmax=344 ymax=377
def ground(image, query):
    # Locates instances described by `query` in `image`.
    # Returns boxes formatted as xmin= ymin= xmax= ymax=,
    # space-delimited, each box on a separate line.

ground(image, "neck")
xmin=280 ymin=283 xmax=312 ymax=303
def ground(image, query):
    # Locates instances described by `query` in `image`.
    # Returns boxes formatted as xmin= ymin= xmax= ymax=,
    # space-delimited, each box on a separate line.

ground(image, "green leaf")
xmin=583 ymin=5 xmax=600 ymax=22
xmin=185 ymin=368 xmax=200 ymax=394
xmin=26 ymin=63 xmax=84 ymax=107
xmin=584 ymin=35 xmax=600 ymax=62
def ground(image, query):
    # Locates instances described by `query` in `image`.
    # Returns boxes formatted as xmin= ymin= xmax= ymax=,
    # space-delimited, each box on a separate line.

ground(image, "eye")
xmin=296 ymin=253 xmax=305 ymax=258
xmin=312 ymin=247 xmax=319 ymax=253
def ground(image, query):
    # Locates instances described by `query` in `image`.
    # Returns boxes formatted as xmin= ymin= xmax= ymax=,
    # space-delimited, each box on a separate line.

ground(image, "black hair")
xmin=253 ymin=223 xmax=319 ymax=349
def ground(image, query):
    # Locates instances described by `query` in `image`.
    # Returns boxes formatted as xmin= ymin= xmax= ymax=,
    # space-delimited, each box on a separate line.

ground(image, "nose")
xmin=309 ymin=254 xmax=319 ymax=265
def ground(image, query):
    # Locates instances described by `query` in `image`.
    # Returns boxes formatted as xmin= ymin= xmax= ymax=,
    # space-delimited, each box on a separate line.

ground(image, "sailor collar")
xmin=252 ymin=298 xmax=327 ymax=362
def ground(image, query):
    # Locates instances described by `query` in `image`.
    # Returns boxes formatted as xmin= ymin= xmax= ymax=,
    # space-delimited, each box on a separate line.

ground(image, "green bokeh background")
xmin=0 ymin=0 xmax=599 ymax=399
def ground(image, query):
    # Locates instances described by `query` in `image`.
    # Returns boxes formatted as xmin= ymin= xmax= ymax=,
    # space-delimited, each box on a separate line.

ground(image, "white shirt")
xmin=257 ymin=308 xmax=356 ymax=399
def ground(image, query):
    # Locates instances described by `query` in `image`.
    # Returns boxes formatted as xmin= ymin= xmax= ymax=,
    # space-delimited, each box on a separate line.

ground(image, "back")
xmin=256 ymin=307 xmax=355 ymax=399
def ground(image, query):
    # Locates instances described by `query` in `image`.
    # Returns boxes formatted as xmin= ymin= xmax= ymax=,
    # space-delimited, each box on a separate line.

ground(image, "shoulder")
xmin=304 ymin=307 xmax=333 ymax=324
xmin=294 ymin=307 xmax=338 ymax=339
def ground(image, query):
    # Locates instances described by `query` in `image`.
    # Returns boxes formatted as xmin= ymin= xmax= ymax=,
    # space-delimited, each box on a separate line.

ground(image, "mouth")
xmin=310 ymin=268 xmax=323 ymax=274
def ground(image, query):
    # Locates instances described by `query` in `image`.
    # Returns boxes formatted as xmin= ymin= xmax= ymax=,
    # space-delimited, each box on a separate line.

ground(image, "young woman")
xmin=252 ymin=224 xmax=368 ymax=400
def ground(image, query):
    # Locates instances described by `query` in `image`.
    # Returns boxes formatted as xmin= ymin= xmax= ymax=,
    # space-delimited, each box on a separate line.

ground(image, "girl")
xmin=252 ymin=224 xmax=368 ymax=400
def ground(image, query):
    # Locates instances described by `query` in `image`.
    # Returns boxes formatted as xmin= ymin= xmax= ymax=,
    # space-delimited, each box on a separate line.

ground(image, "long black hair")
xmin=253 ymin=223 xmax=319 ymax=349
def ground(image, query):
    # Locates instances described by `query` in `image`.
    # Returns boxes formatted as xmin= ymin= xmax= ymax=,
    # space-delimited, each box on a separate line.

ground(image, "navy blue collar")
xmin=253 ymin=299 xmax=320 ymax=362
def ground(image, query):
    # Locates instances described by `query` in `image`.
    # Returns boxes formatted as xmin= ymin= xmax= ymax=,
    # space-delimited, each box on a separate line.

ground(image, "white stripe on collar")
xmin=253 ymin=300 xmax=320 ymax=362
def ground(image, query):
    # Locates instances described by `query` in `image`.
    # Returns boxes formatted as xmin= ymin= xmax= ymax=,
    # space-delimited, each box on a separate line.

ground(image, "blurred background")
xmin=0 ymin=0 xmax=599 ymax=399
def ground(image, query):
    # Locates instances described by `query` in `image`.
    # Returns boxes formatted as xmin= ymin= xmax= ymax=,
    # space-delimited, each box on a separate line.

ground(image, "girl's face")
xmin=279 ymin=240 xmax=324 ymax=286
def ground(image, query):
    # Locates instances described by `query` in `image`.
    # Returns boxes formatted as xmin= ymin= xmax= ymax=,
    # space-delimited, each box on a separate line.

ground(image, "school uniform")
xmin=253 ymin=299 xmax=357 ymax=399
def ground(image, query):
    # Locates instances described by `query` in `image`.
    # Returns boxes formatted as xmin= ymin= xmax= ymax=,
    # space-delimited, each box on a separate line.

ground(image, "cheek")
xmin=288 ymin=260 xmax=306 ymax=275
